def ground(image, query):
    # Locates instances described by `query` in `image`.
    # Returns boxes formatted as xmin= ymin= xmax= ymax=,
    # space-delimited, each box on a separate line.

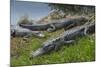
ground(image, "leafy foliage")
xmin=48 ymin=4 xmax=95 ymax=16
xmin=18 ymin=15 xmax=34 ymax=25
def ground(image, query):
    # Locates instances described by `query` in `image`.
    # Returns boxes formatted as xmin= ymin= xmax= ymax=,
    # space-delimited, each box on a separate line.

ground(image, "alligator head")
xmin=30 ymin=43 xmax=56 ymax=58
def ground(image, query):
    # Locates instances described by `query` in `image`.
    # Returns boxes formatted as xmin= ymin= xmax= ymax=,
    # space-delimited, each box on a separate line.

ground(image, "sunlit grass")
xmin=11 ymin=29 xmax=95 ymax=67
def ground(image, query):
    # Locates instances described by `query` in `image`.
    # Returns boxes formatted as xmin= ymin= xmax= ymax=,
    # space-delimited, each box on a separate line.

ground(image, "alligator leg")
xmin=54 ymin=40 xmax=75 ymax=51
xmin=54 ymin=45 xmax=61 ymax=51
xmin=84 ymin=27 xmax=88 ymax=36
xmin=47 ymin=24 xmax=56 ymax=32
xmin=23 ymin=34 xmax=32 ymax=41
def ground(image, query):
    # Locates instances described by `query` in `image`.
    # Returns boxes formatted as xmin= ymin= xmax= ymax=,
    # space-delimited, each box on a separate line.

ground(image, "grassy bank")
xmin=11 ymin=29 xmax=95 ymax=67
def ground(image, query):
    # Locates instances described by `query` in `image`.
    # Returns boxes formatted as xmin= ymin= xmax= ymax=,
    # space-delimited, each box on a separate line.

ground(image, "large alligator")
xmin=19 ymin=16 xmax=88 ymax=32
xmin=11 ymin=25 xmax=45 ymax=38
xmin=30 ymin=22 xmax=95 ymax=58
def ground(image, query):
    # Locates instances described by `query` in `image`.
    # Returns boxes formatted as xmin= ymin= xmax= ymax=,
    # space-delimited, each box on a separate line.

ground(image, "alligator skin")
xmin=19 ymin=16 xmax=88 ymax=32
xmin=30 ymin=23 xmax=95 ymax=58
xmin=11 ymin=25 xmax=45 ymax=38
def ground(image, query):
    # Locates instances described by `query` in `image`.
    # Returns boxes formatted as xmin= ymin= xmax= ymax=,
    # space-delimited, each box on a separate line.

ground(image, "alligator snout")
xmin=30 ymin=48 xmax=45 ymax=58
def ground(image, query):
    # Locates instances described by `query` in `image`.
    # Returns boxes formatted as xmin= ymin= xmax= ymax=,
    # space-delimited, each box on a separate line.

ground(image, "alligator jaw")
xmin=30 ymin=48 xmax=45 ymax=58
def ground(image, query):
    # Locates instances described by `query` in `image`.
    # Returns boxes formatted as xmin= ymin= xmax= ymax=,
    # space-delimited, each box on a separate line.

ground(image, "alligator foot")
xmin=47 ymin=24 xmax=56 ymax=32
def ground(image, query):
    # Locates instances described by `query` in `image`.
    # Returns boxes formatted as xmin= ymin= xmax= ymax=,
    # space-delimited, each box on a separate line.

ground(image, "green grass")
xmin=11 ymin=29 xmax=95 ymax=67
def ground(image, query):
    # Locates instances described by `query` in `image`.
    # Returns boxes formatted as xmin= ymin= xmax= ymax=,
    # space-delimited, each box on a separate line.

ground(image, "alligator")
xmin=19 ymin=16 xmax=88 ymax=32
xmin=30 ymin=22 xmax=95 ymax=58
xmin=11 ymin=25 xmax=45 ymax=38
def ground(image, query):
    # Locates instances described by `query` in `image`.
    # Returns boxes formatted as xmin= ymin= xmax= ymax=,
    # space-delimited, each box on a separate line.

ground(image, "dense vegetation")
xmin=48 ymin=3 xmax=95 ymax=16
